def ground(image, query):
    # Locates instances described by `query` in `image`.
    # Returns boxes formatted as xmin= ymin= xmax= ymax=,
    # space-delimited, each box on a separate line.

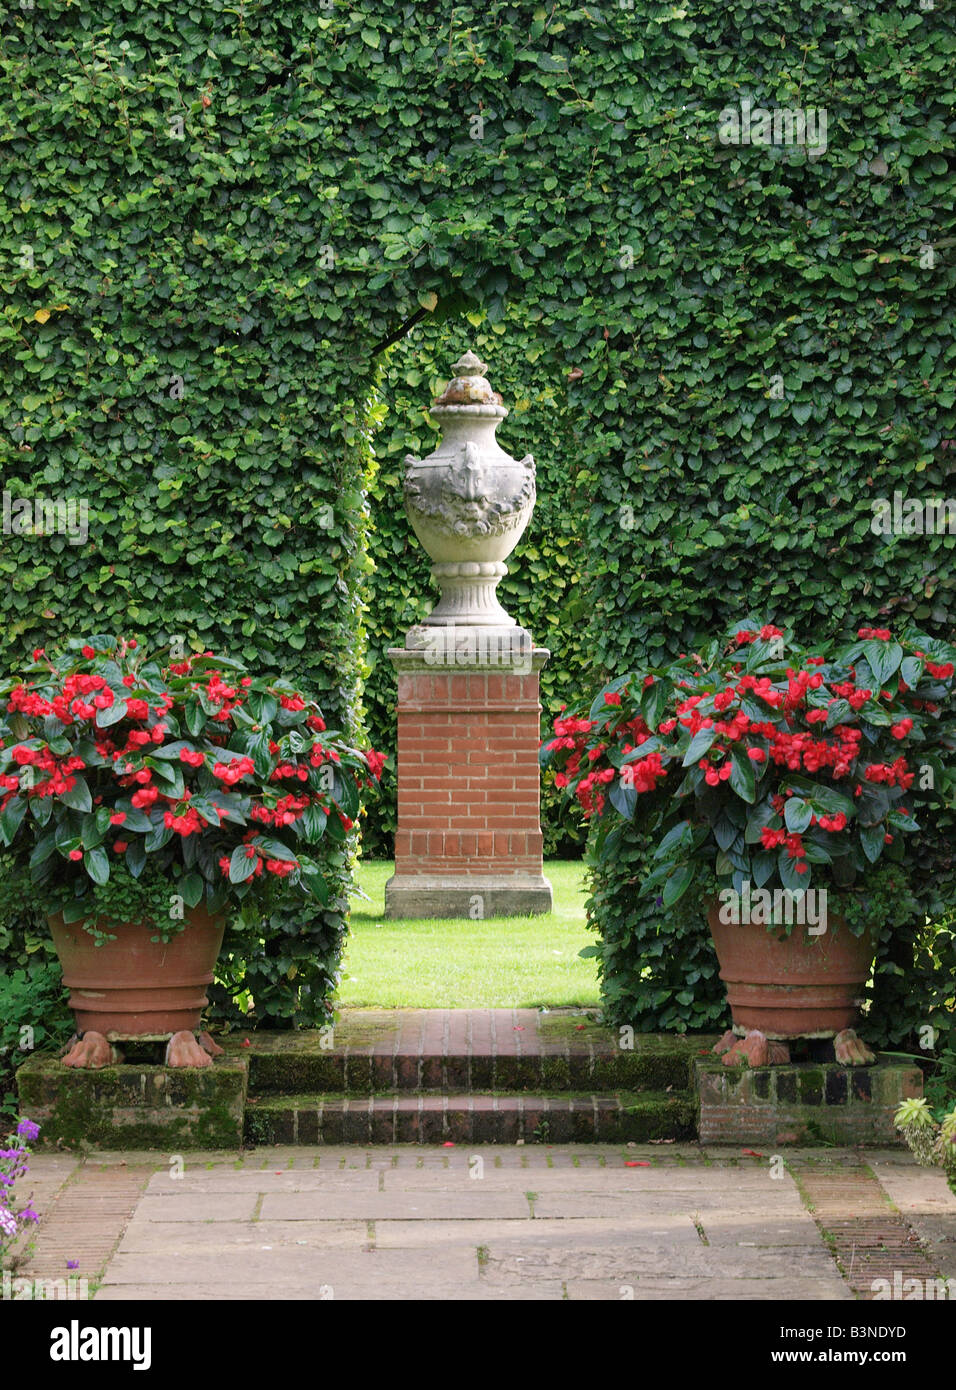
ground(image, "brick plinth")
xmin=385 ymin=646 xmax=552 ymax=918
xmin=696 ymin=1057 xmax=923 ymax=1145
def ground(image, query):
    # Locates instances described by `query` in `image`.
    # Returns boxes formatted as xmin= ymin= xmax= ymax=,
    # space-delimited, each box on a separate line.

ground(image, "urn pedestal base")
xmin=385 ymin=873 xmax=553 ymax=920
xmin=385 ymin=645 xmax=552 ymax=920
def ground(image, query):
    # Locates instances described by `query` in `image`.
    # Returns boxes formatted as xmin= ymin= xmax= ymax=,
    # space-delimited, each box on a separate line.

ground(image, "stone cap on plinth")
xmin=388 ymin=639 xmax=550 ymax=676
xmin=386 ymin=874 xmax=552 ymax=919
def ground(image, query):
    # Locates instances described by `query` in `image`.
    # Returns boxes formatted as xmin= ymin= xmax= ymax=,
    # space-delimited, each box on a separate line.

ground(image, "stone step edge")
xmin=243 ymin=1091 xmax=698 ymax=1146
xmin=246 ymin=1089 xmax=693 ymax=1105
xmin=246 ymin=1054 xmax=697 ymax=1094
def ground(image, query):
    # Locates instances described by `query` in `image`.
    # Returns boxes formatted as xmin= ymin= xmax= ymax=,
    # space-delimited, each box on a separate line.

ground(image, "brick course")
xmin=696 ymin=1058 xmax=921 ymax=1144
xmin=387 ymin=648 xmax=552 ymax=912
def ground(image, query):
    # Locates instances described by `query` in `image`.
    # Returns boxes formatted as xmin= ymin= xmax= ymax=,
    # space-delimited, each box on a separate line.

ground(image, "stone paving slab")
xmin=142 ymin=1169 xmax=383 ymax=1194
xmin=92 ymin=1278 xmax=571 ymax=1301
xmin=116 ymin=1219 xmax=369 ymax=1254
xmin=11 ymin=1143 xmax=932 ymax=1302
xmin=530 ymin=1191 xmax=806 ymax=1218
xmin=695 ymin=1215 xmax=826 ymax=1247
xmin=481 ymin=1241 xmax=839 ymax=1285
xmin=374 ymin=1165 xmax=784 ymax=1191
xmin=369 ymin=1215 xmax=704 ymax=1248
xmin=564 ymin=1277 xmax=852 ymax=1301
xmin=99 ymin=1246 xmax=479 ymax=1289
xmin=132 ymin=1193 xmax=263 ymax=1222
xmin=259 ymin=1190 xmax=533 ymax=1221
xmin=92 ymin=1285 xmax=330 ymax=1301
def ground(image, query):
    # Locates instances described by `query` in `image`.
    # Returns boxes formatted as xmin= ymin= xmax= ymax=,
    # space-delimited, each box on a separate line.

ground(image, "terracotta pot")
xmin=706 ymin=899 xmax=876 ymax=1039
xmin=48 ymin=907 xmax=225 ymax=1040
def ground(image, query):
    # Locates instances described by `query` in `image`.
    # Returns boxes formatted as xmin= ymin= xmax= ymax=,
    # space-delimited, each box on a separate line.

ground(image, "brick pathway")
xmin=21 ymin=1164 xmax=151 ymax=1292
xmin=8 ymin=1145 xmax=954 ymax=1301
xmin=795 ymin=1158 xmax=943 ymax=1297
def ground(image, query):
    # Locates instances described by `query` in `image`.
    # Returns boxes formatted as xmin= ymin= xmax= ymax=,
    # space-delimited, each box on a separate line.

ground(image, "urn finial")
xmin=451 ymin=349 xmax=488 ymax=377
xmin=434 ymin=347 xmax=503 ymax=408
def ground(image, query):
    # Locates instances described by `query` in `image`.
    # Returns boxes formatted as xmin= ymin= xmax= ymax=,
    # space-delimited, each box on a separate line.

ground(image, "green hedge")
xmin=583 ymin=826 xmax=728 ymax=1035
xmin=581 ymin=9 xmax=956 ymax=674
xmin=561 ymin=1 xmax=956 ymax=1038
xmin=1 ymin=6 xmax=392 ymax=1025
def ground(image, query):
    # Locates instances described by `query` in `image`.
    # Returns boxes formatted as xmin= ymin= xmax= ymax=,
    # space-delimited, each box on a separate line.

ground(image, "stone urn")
xmin=403 ymin=350 xmax=536 ymax=638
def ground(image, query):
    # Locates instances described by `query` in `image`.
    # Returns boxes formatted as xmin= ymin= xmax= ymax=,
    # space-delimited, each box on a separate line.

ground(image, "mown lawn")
xmin=338 ymin=859 xmax=599 ymax=1009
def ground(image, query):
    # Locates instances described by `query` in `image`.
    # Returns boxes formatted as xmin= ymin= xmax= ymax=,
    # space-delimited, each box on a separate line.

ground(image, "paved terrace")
xmin=10 ymin=1145 xmax=956 ymax=1301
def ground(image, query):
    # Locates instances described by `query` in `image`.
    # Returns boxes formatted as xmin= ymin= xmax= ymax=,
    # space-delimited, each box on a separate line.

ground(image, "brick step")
xmin=243 ymin=1091 xmax=697 ymax=1146
xmin=239 ymin=1044 xmax=701 ymax=1096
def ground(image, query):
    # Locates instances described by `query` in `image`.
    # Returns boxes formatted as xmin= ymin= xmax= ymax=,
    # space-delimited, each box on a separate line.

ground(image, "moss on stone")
xmin=249 ymin=1053 xmax=344 ymax=1094
xmin=615 ymin=1092 xmax=698 ymax=1142
xmin=589 ymin=1051 xmax=692 ymax=1091
xmin=16 ymin=1053 xmax=248 ymax=1151
xmin=539 ymin=1055 xmax=571 ymax=1089
xmin=798 ymin=1069 xmax=825 ymax=1103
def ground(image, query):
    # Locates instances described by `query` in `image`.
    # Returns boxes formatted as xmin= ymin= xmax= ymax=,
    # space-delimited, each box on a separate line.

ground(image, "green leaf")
xmin=778 ymin=850 xmax=809 ymax=892
xmin=29 ymin=832 xmax=57 ymax=871
xmin=229 ymin=845 xmax=259 ymax=882
xmin=95 ymin=700 xmax=128 ymax=728
xmin=825 ymin=699 xmax=851 ymax=730
xmin=608 ymin=777 xmax=637 ymax=819
xmin=784 ymin=776 xmax=856 ymax=817
xmin=653 ymin=820 xmax=693 ymax=860
xmin=728 ymin=746 xmax=756 ymax=804
xmin=299 ymin=803 xmax=328 ymax=841
xmin=784 ymin=797 xmax=813 ymax=834
xmin=253 ymin=836 xmax=299 ymax=863
xmin=662 ymin=862 xmax=695 ymax=907
xmin=0 ymin=795 xmax=28 ymax=845
xmin=745 ymin=802 xmax=780 ymax=844
xmin=682 ymin=726 xmax=717 ymax=766
xmin=185 ymin=700 xmax=207 ymax=737
xmin=125 ymin=837 xmax=147 ymax=878
xmin=60 ymin=778 xmax=93 ymax=813
xmin=860 ymin=822 xmax=886 ymax=863
xmin=150 ymin=740 xmax=197 ymax=761
xmin=864 ymin=640 xmax=903 ymax=688
xmin=179 ymin=871 xmax=204 ymax=908
xmin=752 ymin=849 xmax=776 ymax=888
xmin=85 ymin=845 xmax=110 ymax=886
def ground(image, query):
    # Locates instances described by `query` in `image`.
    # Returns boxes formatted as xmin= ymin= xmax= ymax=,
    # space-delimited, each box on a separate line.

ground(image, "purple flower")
xmin=66 ymin=1259 xmax=79 ymax=1269
xmin=16 ymin=1119 xmax=40 ymax=1142
xmin=21 ymin=1206 xmax=38 ymax=1223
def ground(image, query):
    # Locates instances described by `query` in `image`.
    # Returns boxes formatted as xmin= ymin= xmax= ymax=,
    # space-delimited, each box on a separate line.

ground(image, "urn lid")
xmin=433 ymin=348 xmax=506 ymax=414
